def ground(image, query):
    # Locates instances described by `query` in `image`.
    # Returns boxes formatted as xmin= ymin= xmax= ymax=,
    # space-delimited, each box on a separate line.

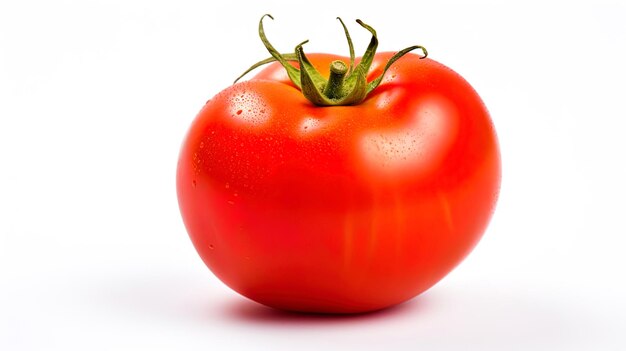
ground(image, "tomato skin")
xmin=177 ymin=52 xmax=500 ymax=313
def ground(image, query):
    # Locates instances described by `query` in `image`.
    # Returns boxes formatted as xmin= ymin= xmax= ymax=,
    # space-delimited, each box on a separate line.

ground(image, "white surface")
xmin=1 ymin=0 xmax=625 ymax=350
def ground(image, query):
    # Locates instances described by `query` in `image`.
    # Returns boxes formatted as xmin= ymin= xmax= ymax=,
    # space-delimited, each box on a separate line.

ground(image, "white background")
xmin=2 ymin=0 xmax=625 ymax=350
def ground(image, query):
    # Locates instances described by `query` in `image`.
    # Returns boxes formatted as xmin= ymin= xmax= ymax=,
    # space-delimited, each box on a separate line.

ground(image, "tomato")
xmin=177 ymin=16 xmax=500 ymax=313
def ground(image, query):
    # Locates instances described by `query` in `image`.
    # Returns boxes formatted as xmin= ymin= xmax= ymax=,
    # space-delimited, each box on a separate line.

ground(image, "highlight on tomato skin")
xmin=176 ymin=15 xmax=501 ymax=314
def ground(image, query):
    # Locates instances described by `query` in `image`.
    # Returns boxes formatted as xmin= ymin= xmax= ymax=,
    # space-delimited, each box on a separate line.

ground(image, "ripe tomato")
xmin=177 ymin=16 xmax=500 ymax=313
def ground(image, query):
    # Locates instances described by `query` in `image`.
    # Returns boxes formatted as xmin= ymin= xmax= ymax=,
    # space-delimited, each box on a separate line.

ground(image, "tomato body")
xmin=177 ymin=52 xmax=500 ymax=313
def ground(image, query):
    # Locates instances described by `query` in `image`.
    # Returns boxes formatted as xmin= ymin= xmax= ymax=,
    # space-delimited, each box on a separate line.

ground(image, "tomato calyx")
xmin=234 ymin=14 xmax=429 ymax=107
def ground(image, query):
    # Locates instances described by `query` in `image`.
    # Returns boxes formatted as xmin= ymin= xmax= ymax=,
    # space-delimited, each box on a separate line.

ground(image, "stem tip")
xmin=330 ymin=60 xmax=348 ymax=75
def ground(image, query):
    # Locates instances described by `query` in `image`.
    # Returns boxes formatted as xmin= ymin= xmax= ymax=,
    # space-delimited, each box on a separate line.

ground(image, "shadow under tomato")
xmin=222 ymin=295 xmax=427 ymax=326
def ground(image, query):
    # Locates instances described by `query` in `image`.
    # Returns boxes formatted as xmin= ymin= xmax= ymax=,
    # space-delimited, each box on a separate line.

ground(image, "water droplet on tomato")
xmin=192 ymin=180 xmax=197 ymax=188
xmin=199 ymin=141 xmax=204 ymax=149
xmin=209 ymin=244 xmax=214 ymax=250
xmin=227 ymin=200 xmax=235 ymax=205
xmin=225 ymin=183 xmax=230 ymax=189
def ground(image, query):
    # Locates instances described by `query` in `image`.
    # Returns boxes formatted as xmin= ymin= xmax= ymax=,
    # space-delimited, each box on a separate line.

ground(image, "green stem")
xmin=235 ymin=15 xmax=428 ymax=107
xmin=323 ymin=60 xmax=348 ymax=100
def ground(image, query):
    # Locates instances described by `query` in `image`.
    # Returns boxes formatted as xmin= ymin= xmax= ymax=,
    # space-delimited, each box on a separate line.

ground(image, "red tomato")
xmin=177 ymin=18 xmax=500 ymax=313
